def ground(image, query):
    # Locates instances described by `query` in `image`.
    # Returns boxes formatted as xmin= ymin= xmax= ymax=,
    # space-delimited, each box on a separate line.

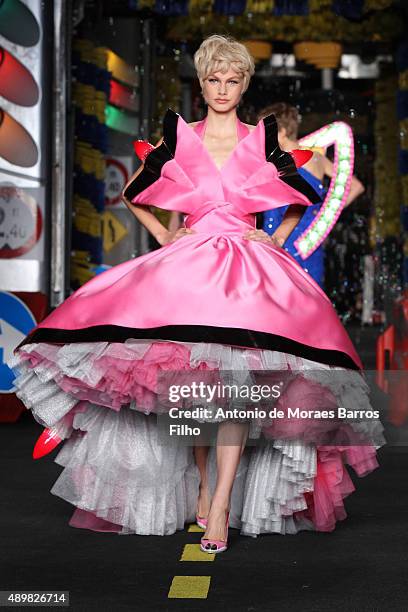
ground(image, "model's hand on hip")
xmin=243 ymin=229 xmax=284 ymax=247
xmin=161 ymin=227 xmax=196 ymax=245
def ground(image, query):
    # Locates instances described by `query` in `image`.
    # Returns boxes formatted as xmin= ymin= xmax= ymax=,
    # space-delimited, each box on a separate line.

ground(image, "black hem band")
xmin=15 ymin=323 xmax=360 ymax=371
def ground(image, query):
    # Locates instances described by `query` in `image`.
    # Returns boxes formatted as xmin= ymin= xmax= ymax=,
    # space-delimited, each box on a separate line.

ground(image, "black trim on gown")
xmin=263 ymin=113 xmax=322 ymax=204
xmin=123 ymin=109 xmax=178 ymax=200
xmin=15 ymin=324 xmax=359 ymax=371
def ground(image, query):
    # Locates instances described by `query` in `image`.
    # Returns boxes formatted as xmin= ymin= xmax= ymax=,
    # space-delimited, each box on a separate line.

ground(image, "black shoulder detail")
xmin=263 ymin=113 xmax=322 ymax=204
xmin=123 ymin=108 xmax=178 ymax=201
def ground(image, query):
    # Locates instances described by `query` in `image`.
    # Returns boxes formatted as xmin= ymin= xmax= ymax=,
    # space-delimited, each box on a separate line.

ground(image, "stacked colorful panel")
xmin=71 ymin=39 xmax=110 ymax=287
xmin=397 ymin=42 xmax=408 ymax=287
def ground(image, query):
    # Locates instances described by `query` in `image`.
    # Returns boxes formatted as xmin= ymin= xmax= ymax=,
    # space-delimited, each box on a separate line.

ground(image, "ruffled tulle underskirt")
xmin=8 ymin=338 xmax=385 ymax=537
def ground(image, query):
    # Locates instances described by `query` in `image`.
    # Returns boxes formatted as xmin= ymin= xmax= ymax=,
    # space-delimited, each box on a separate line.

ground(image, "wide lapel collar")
xmin=165 ymin=108 xmax=224 ymax=199
xmin=221 ymin=117 xmax=265 ymax=188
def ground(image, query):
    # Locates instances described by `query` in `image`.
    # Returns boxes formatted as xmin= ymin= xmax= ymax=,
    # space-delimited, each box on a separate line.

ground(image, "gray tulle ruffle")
xmin=50 ymin=402 xmax=316 ymax=536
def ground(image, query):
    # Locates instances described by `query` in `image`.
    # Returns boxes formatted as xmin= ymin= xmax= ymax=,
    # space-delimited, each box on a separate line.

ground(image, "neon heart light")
xmin=295 ymin=121 xmax=355 ymax=259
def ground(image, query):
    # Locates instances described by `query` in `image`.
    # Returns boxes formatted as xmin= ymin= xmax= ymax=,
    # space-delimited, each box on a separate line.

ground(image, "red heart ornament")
xmin=132 ymin=140 xmax=155 ymax=161
xmin=289 ymin=149 xmax=313 ymax=168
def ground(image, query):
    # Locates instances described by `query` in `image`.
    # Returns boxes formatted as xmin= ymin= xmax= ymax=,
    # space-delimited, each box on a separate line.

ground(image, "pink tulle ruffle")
xmin=295 ymin=445 xmax=379 ymax=531
xmin=19 ymin=342 xmax=215 ymax=412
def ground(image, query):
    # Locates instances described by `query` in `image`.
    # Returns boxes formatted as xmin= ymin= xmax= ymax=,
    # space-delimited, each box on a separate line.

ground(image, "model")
xmin=260 ymin=102 xmax=365 ymax=289
xmin=8 ymin=34 xmax=384 ymax=555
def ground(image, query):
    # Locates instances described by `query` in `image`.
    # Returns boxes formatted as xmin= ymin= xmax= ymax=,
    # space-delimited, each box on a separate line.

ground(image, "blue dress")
xmin=262 ymin=167 xmax=326 ymax=288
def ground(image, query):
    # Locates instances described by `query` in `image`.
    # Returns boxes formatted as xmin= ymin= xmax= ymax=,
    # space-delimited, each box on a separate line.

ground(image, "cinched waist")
xmin=182 ymin=229 xmax=253 ymax=235
xmin=183 ymin=201 xmax=256 ymax=229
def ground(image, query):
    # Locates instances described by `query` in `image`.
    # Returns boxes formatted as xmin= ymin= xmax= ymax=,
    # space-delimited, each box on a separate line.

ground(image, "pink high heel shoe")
xmin=195 ymin=514 xmax=208 ymax=529
xmin=200 ymin=510 xmax=230 ymax=554
xmin=195 ymin=489 xmax=211 ymax=529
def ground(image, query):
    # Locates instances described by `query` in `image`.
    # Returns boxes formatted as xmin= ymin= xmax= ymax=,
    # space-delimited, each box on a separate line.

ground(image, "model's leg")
xmin=193 ymin=445 xmax=211 ymax=518
xmin=202 ymin=420 xmax=249 ymax=540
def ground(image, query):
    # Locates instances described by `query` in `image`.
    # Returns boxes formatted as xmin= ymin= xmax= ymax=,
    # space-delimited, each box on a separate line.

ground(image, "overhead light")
xmin=106 ymin=50 xmax=138 ymax=87
xmin=256 ymin=54 xmax=306 ymax=78
xmin=338 ymin=54 xmax=393 ymax=79
xmin=109 ymin=80 xmax=139 ymax=113
xmin=105 ymin=105 xmax=139 ymax=135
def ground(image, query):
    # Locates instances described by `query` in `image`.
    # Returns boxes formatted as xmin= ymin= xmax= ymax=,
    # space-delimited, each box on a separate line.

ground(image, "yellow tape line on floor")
xmin=187 ymin=524 xmax=205 ymax=533
xmin=168 ymin=576 xmax=211 ymax=599
xmin=180 ymin=544 xmax=216 ymax=562
xmin=167 ymin=522 xmax=215 ymax=599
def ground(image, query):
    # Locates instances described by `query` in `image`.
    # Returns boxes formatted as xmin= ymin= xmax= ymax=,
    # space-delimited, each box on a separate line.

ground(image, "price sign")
xmin=0 ymin=186 xmax=42 ymax=258
xmin=105 ymin=158 xmax=129 ymax=206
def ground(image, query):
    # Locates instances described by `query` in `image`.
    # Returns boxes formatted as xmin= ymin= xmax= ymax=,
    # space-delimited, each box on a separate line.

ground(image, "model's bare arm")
xmin=121 ymin=137 xmax=194 ymax=245
xmin=168 ymin=211 xmax=183 ymax=233
xmin=244 ymin=205 xmax=305 ymax=246
xmin=272 ymin=205 xmax=305 ymax=245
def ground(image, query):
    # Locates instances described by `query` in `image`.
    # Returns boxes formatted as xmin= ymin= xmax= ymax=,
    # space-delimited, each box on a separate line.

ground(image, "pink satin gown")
xmin=8 ymin=108 xmax=385 ymax=537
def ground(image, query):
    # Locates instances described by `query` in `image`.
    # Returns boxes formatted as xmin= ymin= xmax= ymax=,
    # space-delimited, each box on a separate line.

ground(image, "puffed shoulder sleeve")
xmin=237 ymin=113 xmax=322 ymax=214
xmin=122 ymin=109 xmax=196 ymax=214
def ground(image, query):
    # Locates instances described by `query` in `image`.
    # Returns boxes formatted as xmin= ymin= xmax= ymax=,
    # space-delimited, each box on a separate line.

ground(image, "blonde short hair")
xmin=257 ymin=102 xmax=301 ymax=139
xmin=194 ymin=34 xmax=255 ymax=94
